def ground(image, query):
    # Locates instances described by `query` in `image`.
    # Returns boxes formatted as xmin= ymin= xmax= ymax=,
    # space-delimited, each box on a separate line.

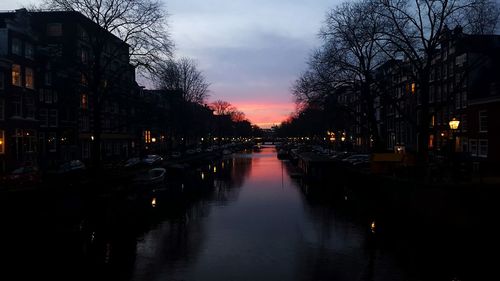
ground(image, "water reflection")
xmin=1 ymin=147 xmax=498 ymax=281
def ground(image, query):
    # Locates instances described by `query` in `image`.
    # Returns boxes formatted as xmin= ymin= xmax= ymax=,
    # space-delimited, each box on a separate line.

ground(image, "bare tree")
xmin=230 ymin=111 xmax=246 ymax=122
xmin=210 ymin=100 xmax=236 ymax=116
xmin=43 ymin=0 xmax=172 ymax=74
xmin=156 ymin=57 xmax=210 ymax=104
xmin=463 ymin=0 xmax=500 ymax=34
xmin=318 ymin=0 xmax=389 ymax=150
xmin=375 ymin=0 xmax=480 ymax=161
xmin=40 ymin=0 xmax=172 ymax=170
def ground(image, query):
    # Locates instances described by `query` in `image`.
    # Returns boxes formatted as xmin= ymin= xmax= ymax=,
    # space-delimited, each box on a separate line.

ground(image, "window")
xmin=13 ymin=97 xmax=22 ymax=117
xmin=12 ymin=64 xmax=21 ymax=86
xmin=45 ymin=63 xmax=52 ymax=86
xmin=479 ymin=111 xmax=488 ymax=132
xmin=455 ymin=53 xmax=466 ymax=66
xmin=48 ymin=109 xmax=58 ymax=127
xmin=144 ymin=130 xmax=151 ymax=143
xmin=0 ymin=130 xmax=4 ymax=154
xmin=24 ymin=130 xmax=36 ymax=153
xmin=81 ymin=93 xmax=88 ymax=109
xmin=0 ymin=99 xmax=4 ymax=120
xmin=44 ymin=90 xmax=53 ymax=104
xmin=25 ymin=97 xmax=35 ymax=119
xmin=461 ymin=115 xmax=467 ymax=132
xmin=81 ymin=115 xmax=89 ymax=131
xmin=39 ymin=109 xmax=48 ymax=127
xmin=82 ymin=141 xmax=90 ymax=159
xmin=479 ymin=139 xmax=488 ymax=158
xmin=46 ymin=23 xmax=62 ymax=36
xmin=469 ymin=140 xmax=478 ymax=157
xmin=38 ymin=132 xmax=45 ymax=155
xmin=80 ymin=73 xmax=88 ymax=86
xmin=12 ymin=38 xmax=22 ymax=55
xmin=25 ymin=43 xmax=34 ymax=59
xmin=0 ymin=71 xmax=4 ymax=89
xmin=25 ymin=67 xmax=34 ymax=89
xmin=79 ymin=47 xmax=89 ymax=64
xmin=39 ymin=89 xmax=44 ymax=102
xmin=48 ymin=132 xmax=57 ymax=152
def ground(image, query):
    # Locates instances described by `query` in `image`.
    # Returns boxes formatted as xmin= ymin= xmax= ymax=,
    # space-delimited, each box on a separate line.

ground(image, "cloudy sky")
xmin=3 ymin=0 xmax=340 ymax=128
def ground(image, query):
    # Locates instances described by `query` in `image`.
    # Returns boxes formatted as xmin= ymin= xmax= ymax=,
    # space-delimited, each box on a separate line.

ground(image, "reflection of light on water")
xmin=91 ymin=231 xmax=96 ymax=242
xmin=371 ymin=221 xmax=376 ymax=233
xmin=208 ymin=164 xmax=211 ymax=170
xmin=344 ymin=195 xmax=348 ymax=201
xmin=201 ymin=172 xmax=205 ymax=180
xmin=181 ymin=183 xmax=184 ymax=190
xmin=222 ymin=162 xmax=224 ymax=169
xmin=151 ymin=197 xmax=157 ymax=208
xmin=213 ymin=166 xmax=217 ymax=173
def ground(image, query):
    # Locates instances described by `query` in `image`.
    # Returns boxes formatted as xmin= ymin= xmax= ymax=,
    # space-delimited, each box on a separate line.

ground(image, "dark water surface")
xmin=1 ymin=146 xmax=497 ymax=280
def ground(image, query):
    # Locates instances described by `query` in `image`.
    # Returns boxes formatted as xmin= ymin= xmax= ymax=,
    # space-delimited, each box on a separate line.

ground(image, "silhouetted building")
xmin=0 ymin=9 xmax=139 ymax=172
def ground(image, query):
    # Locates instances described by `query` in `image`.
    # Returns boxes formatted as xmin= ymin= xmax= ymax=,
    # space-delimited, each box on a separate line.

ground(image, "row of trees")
xmin=36 ymin=0 xmax=256 ymax=169
xmin=280 ymin=0 xmax=499 ymax=161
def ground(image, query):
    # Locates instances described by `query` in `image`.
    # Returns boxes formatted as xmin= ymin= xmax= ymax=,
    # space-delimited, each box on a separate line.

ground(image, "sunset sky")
xmin=4 ymin=0 xmax=339 ymax=128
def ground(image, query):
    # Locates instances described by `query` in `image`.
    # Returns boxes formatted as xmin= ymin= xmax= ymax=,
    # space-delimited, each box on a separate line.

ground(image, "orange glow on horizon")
xmin=228 ymin=102 xmax=294 ymax=129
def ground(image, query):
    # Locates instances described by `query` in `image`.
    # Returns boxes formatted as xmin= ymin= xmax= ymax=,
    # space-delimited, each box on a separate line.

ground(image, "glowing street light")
xmin=449 ymin=118 xmax=460 ymax=130
xmin=449 ymin=117 xmax=460 ymax=155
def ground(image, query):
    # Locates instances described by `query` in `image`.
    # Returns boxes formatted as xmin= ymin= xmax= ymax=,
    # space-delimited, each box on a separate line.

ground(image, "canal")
xmin=1 ymin=146 xmax=497 ymax=280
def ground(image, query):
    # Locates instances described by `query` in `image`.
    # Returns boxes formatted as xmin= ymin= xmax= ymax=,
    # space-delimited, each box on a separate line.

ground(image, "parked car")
xmin=142 ymin=155 xmax=163 ymax=165
xmin=123 ymin=157 xmax=142 ymax=168
xmin=342 ymin=154 xmax=370 ymax=166
xmin=58 ymin=160 xmax=86 ymax=175
xmin=1 ymin=166 xmax=41 ymax=187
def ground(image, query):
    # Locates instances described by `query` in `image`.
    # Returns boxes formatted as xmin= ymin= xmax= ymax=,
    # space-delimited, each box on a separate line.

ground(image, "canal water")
xmin=1 ymin=146 xmax=497 ymax=280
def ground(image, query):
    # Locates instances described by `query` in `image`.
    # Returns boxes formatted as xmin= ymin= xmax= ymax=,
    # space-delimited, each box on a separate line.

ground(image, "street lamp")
xmin=449 ymin=117 xmax=460 ymax=131
xmin=448 ymin=117 xmax=460 ymax=154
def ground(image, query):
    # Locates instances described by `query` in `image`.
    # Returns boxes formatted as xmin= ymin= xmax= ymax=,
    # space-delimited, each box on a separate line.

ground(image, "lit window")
xmin=46 ymin=23 xmax=62 ymax=36
xmin=12 ymin=64 xmax=21 ymax=86
xmin=25 ymin=43 xmax=34 ymax=59
xmin=11 ymin=38 xmax=22 ymax=55
xmin=25 ymin=67 xmax=34 ymax=89
xmin=144 ymin=130 xmax=151 ymax=143
xmin=0 ymin=130 xmax=4 ymax=154
xmin=81 ymin=93 xmax=88 ymax=109
xmin=479 ymin=111 xmax=488 ymax=132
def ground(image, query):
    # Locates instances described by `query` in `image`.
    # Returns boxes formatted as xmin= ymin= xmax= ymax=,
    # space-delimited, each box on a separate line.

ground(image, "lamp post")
xmin=448 ymin=118 xmax=460 ymax=151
